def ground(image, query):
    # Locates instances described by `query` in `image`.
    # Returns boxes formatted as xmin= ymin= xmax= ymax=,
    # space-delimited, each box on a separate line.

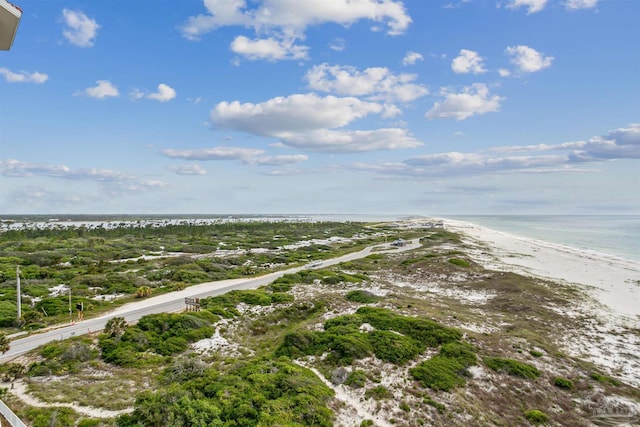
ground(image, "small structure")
xmin=0 ymin=0 xmax=22 ymax=50
xmin=185 ymin=297 xmax=201 ymax=312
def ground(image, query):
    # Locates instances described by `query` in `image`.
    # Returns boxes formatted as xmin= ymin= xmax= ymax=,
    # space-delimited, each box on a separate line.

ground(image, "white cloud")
xmin=279 ymin=128 xmax=422 ymax=152
xmin=210 ymin=93 xmax=421 ymax=152
xmin=354 ymin=123 xmax=639 ymax=179
xmin=305 ymin=64 xmax=428 ymax=102
xmin=230 ymin=36 xmax=308 ymax=61
xmin=329 ymin=38 xmax=346 ymax=52
xmin=211 ymin=93 xmax=383 ymax=136
xmin=498 ymin=68 xmax=511 ymax=77
xmin=61 ymin=9 xmax=100 ymax=47
xmin=181 ymin=0 xmax=411 ymax=60
xmin=505 ymin=0 xmax=547 ymax=14
xmin=162 ymin=146 xmax=308 ymax=165
xmin=402 ymin=51 xmax=423 ymax=66
xmin=147 ymin=83 xmax=177 ymax=102
xmin=506 ymin=45 xmax=554 ymax=73
xmin=78 ymin=80 xmax=120 ymax=99
xmin=426 ymin=83 xmax=503 ymax=120
xmin=565 ymin=0 xmax=598 ymax=10
xmin=168 ymin=164 xmax=208 ymax=175
xmin=0 ymin=68 xmax=48 ymax=84
xmin=451 ymin=49 xmax=487 ymax=74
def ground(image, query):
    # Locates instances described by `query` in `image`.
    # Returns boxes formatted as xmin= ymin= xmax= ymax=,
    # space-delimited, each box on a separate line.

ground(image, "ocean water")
xmin=449 ymin=215 xmax=640 ymax=263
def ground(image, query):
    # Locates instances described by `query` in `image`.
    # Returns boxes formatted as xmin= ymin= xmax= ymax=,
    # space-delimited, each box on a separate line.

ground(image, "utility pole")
xmin=68 ymin=287 xmax=72 ymax=323
xmin=16 ymin=265 xmax=21 ymax=321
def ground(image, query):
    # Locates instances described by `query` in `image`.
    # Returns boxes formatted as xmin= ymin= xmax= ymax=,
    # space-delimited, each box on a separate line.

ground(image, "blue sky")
xmin=1 ymin=0 xmax=638 ymax=215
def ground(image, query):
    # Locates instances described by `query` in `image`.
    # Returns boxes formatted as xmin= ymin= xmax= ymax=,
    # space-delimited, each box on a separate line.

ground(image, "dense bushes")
xmin=277 ymin=308 xmax=463 ymax=367
xmin=120 ymin=359 xmax=334 ymax=427
xmin=345 ymin=290 xmax=378 ymax=303
xmin=200 ymin=289 xmax=294 ymax=318
xmin=271 ymin=270 xmax=367 ymax=288
xmin=99 ymin=313 xmax=215 ymax=367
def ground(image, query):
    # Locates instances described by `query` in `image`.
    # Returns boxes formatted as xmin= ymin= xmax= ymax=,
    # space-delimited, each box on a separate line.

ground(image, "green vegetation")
xmin=271 ymin=269 xmax=367 ymax=288
xmin=590 ymin=371 xmax=621 ymax=386
xmin=0 ymin=220 xmax=383 ymax=331
xmin=344 ymin=370 xmax=367 ymax=388
xmin=410 ymin=341 xmax=477 ymax=391
xmin=27 ymin=338 xmax=97 ymax=377
xmin=201 ymin=289 xmax=293 ymax=318
xmin=345 ymin=289 xmax=378 ymax=303
xmin=276 ymin=307 xmax=463 ymax=367
xmin=483 ymin=357 xmax=540 ymax=379
xmin=523 ymin=409 xmax=549 ymax=424
xmin=99 ymin=313 xmax=214 ymax=367
xmin=119 ymin=358 xmax=334 ymax=427
xmin=364 ymin=385 xmax=392 ymax=400
xmin=448 ymin=258 xmax=470 ymax=267
xmin=553 ymin=376 xmax=574 ymax=389
xmin=530 ymin=349 xmax=544 ymax=357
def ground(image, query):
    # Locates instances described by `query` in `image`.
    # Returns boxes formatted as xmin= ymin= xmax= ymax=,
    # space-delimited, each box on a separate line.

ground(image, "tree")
xmin=104 ymin=316 xmax=127 ymax=338
xmin=0 ymin=333 xmax=10 ymax=354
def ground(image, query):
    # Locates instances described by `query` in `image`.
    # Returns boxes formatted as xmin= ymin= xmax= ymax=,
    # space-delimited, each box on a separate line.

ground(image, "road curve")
xmin=0 ymin=239 xmax=421 ymax=362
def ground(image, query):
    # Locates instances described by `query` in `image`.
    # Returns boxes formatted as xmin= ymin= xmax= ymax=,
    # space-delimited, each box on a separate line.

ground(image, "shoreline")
xmin=443 ymin=218 xmax=640 ymax=319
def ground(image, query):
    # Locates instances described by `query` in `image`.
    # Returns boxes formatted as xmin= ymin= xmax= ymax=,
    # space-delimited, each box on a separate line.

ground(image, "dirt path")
xmin=3 ymin=380 xmax=132 ymax=419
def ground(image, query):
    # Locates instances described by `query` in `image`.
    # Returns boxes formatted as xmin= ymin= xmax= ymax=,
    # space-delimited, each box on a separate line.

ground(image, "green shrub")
xmin=271 ymin=292 xmax=294 ymax=303
xmin=524 ymin=409 xmax=549 ymax=424
xmin=77 ymin=419 xmax=101 ymax=427
xmin=364 ymin=385 xmax=392 ymax=400
xmin=439 ymin=341 xmax=476 ymax=368
xmin=554 ymin=377 xmax=574 ymax=389
xmin=275 ymin=331 xmax=328 ymax=358
xmin=356 ymin=307 xmax=462 ymax=347
xmin=410 ymin=356 xmax=467 ymax=391
xmin=530 ymin=350 xmax=544 ymax=357
xmin=590 ymin=371 xmax=621 ymax=386
xmin=345 ymin=370 xmax=367 ymax=388
xmin=24 ymin=406 xmax=78 ymax=427
xmin=448 ymin=258 xmax=470 ymax=267
xmin=360 ymin=421 xmax=374 ymax=427
xmin=329 ymin=333 xmax=373 ymax=364
xmin=345 ymin=290 xmax=378 ymax=303
xmin=483 ymin=357 xmax=540 ymax=379
xmin=368 ymin=330 xmax=422 ymax=365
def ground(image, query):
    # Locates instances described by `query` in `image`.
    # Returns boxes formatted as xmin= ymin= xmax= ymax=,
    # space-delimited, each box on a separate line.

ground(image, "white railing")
xmin=0 ymin=399 xmax=27 ymax=427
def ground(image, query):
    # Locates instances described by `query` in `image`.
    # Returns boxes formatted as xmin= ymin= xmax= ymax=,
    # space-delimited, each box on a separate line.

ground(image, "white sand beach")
xmin=444 ymin=219 xmax=640 ymax=387
xmin=444 ymin=219 xmax=640 ymax=319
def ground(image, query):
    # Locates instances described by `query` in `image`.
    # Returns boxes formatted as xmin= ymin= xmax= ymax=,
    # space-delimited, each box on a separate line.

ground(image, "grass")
xmin=483 ymin=357 xmax=540 ymax=379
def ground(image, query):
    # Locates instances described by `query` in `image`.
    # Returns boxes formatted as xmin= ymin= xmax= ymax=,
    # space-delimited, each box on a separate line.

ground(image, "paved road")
xmin=0 ymin=239 xmax=421 ymax=362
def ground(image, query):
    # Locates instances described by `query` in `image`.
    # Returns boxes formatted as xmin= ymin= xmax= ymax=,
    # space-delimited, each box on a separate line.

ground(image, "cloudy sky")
xmin=1 ymin=0 xmax=638 ymax=215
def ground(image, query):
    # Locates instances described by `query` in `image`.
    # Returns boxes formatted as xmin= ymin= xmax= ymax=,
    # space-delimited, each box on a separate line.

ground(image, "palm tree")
xmin=104 ymin=316 xmax=127 ymax=338
xmin=0 ymin=333 xmax=10 ymax=354
xmin=135 ymin=286 xmax=152 ymax=298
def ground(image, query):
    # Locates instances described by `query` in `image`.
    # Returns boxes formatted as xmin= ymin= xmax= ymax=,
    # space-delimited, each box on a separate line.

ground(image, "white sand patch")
xmin=384 ymin=276 xmax=495 ymax=305
xmin=48 ymin=284 xmax=69 ymax=297
xmin=192 ymin=320 xmax=244 ymax=357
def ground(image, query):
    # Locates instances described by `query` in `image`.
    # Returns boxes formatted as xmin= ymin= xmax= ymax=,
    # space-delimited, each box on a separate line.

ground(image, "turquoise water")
xmin=449 ymin=215 xmax=640 ymax=262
